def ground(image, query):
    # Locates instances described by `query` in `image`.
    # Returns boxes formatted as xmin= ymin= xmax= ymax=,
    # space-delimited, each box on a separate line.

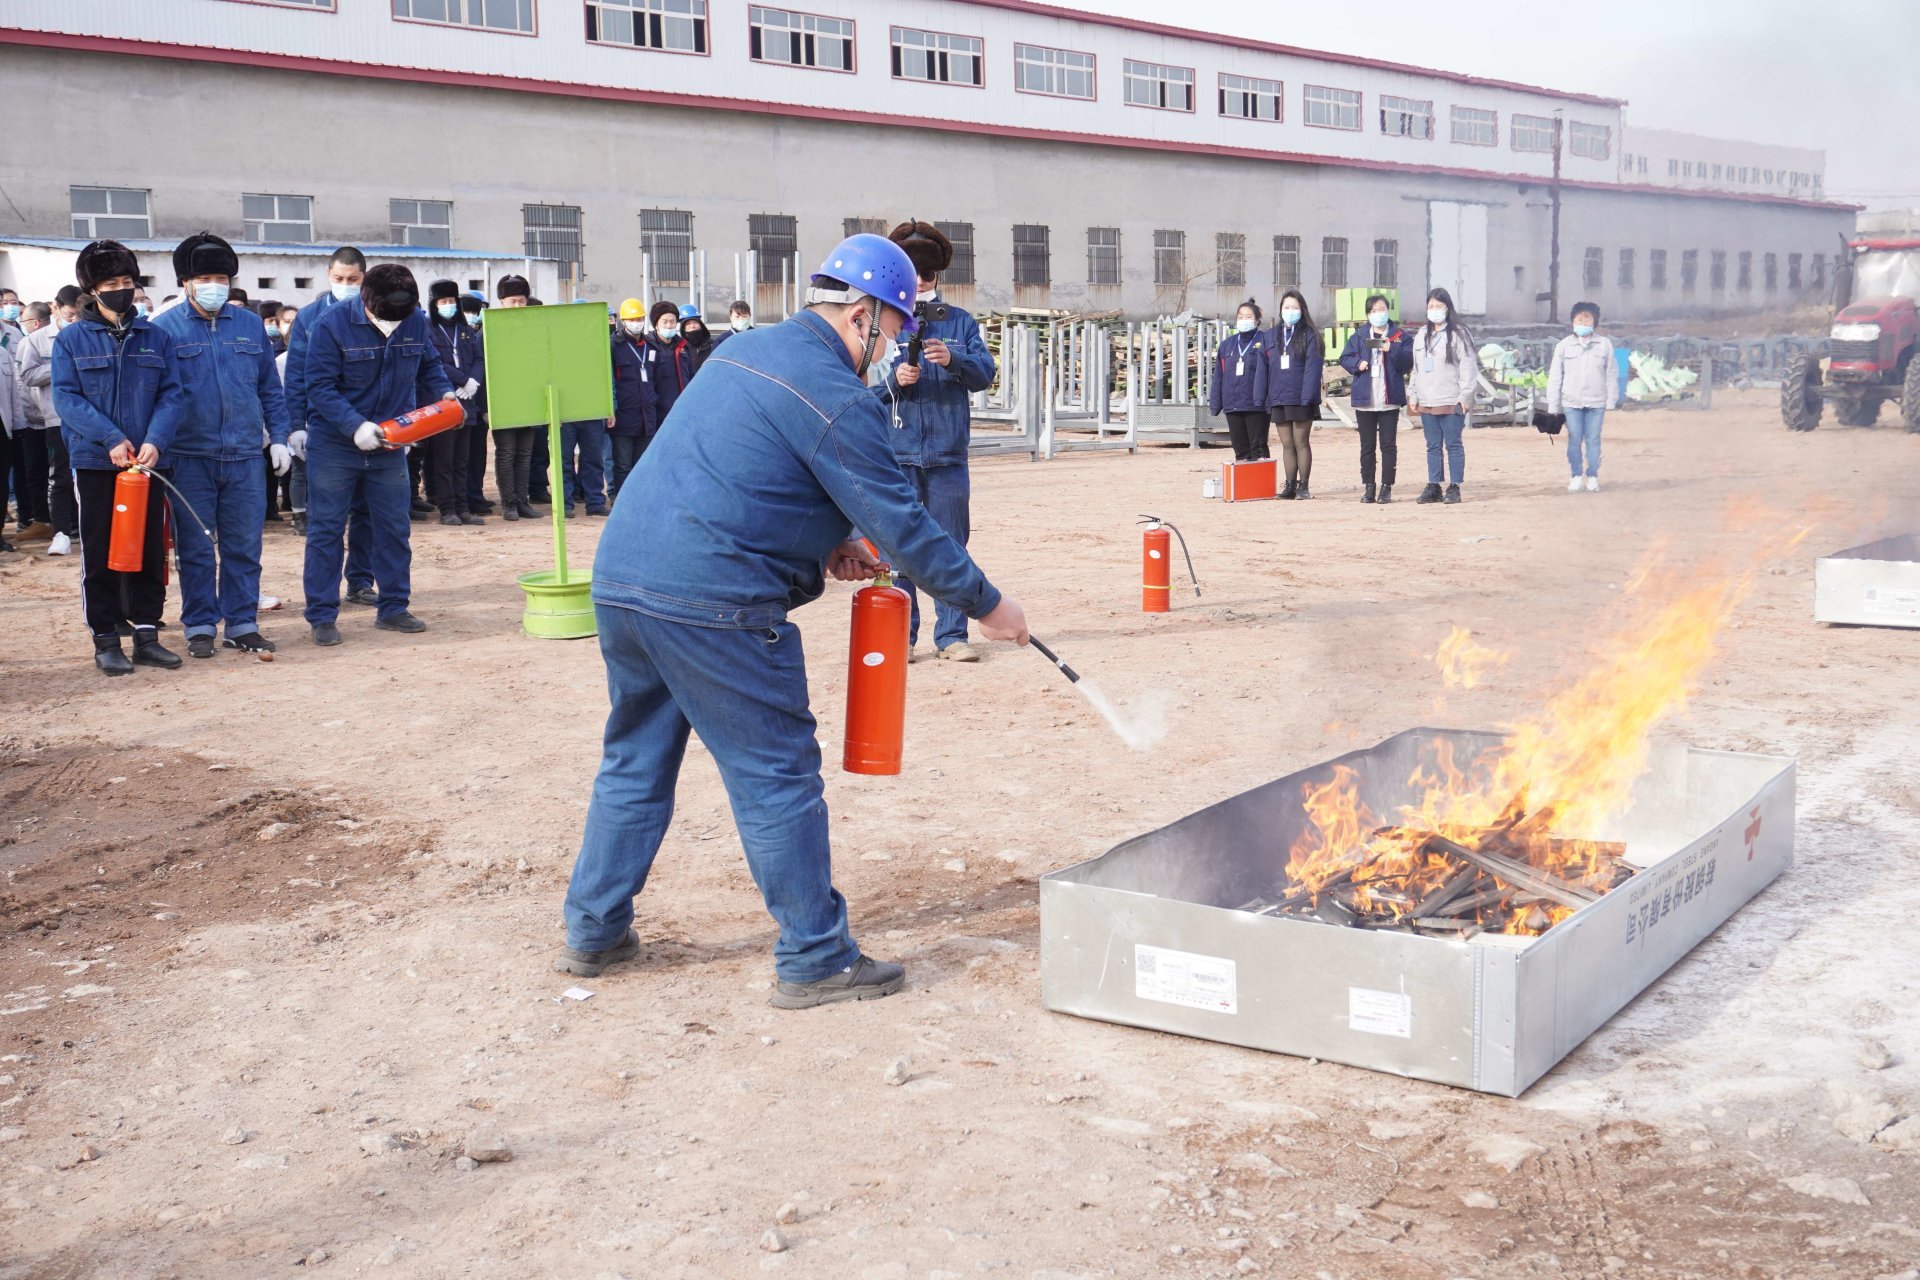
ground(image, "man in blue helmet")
xmin=558 ymin=234 xmax=1028 ymax=1008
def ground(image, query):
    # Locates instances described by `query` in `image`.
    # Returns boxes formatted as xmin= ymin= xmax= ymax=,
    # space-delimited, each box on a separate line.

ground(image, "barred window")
xmin=1015 ymin=43 xmax=1094 ymax=99
xmin=891 ymin=26 xmax=982 ymax=86
xmin=1125 ymin=59 xmax=1194 ymax=112
xmin=1511 ymin=114 xmax=1555 ymax=153
xmin=1583 ymin=247 xmax=1603 ymax=291
xmin=398 ymin=0 xmax=534 ymax=33
xmin=936 ymin=221 xmax=975 ymax=286
xmin=1153 ymin=230 xmax=1185 ymax=287
xmin=841 ymin=217 xmax=886 ymax=238
xmin=750 ymin=7 xmax=853 ymax=71
xmin=71 ymin=186 xmax=151 ymax=239
xmin=1273 ymin=235 xmax=1300 ymax=290
xmin=1763 ymin=252 xmax=1778 ymax=292
xmin=1087 ymin=227 xmax=1120 ymax=286
xmin=1737 ymin=251 xmax=1752 ymax=291
xmin=1372 ymin=238 xmax=1398 ymax=288
xmin=1321 ymin=236 xmax=1348 ymax=289
xmin=1451 ymin=105 xmax=1496 ymax=147
xmin=1681 ymin=249 xmax=1698 ymax=291
xmin=1710 ymin=250 xmax=1727 ymax=290
xmin=1219 ymin=73 xmax=1281 ymax=122
xmin=1013 ymin=224 xmax=1050 ymax=286
xmin=523 ymin=203 xmax=582 ymax=270
xmin=1378 ymin=94 xmax=1432 ymax=139
xmin=1303 ymin=84 xmax=1360 ymax=130
xmin=1649 ymin=248 xmax=1668 ymax=290
xmin=1618 ymin=248 xmax=1635 ymax=289
xmin=1216 ymin=233 xmax=1245 ymax=288
xmin=1810 ymin=253 xmax=1825 ymax=292
xmin=586 ymin=0 xmax=707 ymax=51
xmin=641 ymin=208 xmax=693 ymax=284
xmin=1569 ymin=122 xmax=1610 ymax=160
xmin=750 ymin=214 xmax=797 ymax=284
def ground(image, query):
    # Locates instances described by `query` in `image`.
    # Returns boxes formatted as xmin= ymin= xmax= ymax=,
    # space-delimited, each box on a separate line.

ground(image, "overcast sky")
xmin=1077 ymin=0 xmax=1919 ymax=210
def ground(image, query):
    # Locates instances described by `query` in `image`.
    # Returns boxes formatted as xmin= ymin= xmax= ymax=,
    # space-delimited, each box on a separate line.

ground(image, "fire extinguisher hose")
xmin=1028 ymin=636 xmax=1080 ymax=685
xmin=129 ymin=464 xmax=216 ymax=548
xmin=1137 ymin=514 xmax=1201 ymax=597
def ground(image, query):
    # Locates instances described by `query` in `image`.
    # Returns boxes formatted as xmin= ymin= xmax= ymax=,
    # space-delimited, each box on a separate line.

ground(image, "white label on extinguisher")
xmin=1134 ymin=944 xmax=1236 ymax=1014
xmin=861 ymin=651 xmax=886 ymax=667
xmin=1148 ymin=549 xmax=1163 ymax=559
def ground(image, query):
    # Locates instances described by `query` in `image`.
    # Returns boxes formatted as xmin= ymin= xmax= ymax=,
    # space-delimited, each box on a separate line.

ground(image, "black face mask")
xmin=369 ymin=289 xmax=417 ymax=323
xmin=685 ymin=326 xmax=710 ymax=348
xmin=96 ymin=287 xmax=136 ymax=318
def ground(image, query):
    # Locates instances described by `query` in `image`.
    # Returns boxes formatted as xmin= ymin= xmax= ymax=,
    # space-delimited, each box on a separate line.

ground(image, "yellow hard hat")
xmin=618 ymin=297 xmax=647 ymax=321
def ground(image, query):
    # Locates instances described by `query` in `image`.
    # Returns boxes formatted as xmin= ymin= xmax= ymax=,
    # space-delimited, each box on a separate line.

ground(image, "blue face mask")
xmin=0 ymin=304 xmax=19 ymax=323
xmin=465 ymin=312 xmax=482 ymax=328
xmin=437 ymin=302 xmax=458 ymax=320
xmin=1281 ymin=309 xmax=1301 ymax=326
xmin=1235 ymin=318 xmax=1257 ymax=334
xmin=1572 ymin=323 xmax=1594 ymax=337
xmin=331 ymin=281 xmax=359 ymax=303
xmin=192 ymin=283 xmax=229 ymax=312
xmin=133 ymin=301 xmax=150 ymax=317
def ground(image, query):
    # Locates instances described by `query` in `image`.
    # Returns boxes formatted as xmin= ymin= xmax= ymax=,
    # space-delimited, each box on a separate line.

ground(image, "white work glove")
xmin=354 ymin=421 xmax=384 ymax=452
xmin=288 ymin=429 xmax=307 ymax=460
xmin=454 ymin=377 xmax=480 ymax=400
xmin=269 ymin=443 xmax=292 ymax=476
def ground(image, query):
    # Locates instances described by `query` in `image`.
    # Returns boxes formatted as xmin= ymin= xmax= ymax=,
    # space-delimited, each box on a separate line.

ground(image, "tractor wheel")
xmin=1905 ymin=357 xmax=1920 ymax=433
xmin=1836 ymin=394 xmax=1882 ymax=427
xmin=1781 ymin=356 xmax=1823 ymax=431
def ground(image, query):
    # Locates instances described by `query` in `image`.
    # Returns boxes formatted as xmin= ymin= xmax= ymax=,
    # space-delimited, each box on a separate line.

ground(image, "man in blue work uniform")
xmin=874 ymin=220 xmax=999 ymax=663
xmin=300 ymin=263 xmax=458 ymax=646
xmin=50 ymin=240 xmax=190 ymax=676
xmin=557 ymin=235 xmax=1029 ymax=1007
xmin=285 ymin=248 xmax=376 ymax=605
xmin=152 ymin=232 xmax=291 ymax=657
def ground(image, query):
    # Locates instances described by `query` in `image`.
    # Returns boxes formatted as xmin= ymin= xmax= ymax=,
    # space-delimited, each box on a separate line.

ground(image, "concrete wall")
xmin=0 ymin=46 xmax=1854 ymax=325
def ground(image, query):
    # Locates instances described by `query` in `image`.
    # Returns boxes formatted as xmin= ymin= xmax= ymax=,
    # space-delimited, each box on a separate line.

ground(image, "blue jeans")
xmin=302 ymin=448 xmax=412 ymax=625
xmin=560 ymin=420 xmax=607 ymax=511
xmin=169 ymin=455 xmax=266 ymax=639
xmin=895 ymin=462 xmax=971 ymax=650
xmin=1420 ymin=412 xmax=1466 ymax=485
xmin=1564 ymin=407 xmax=1604 ymax=477
xmin=563 ymin=602 xmax=859 ymax=982
xmin=291 ymin=453 xmax=372 ymax=590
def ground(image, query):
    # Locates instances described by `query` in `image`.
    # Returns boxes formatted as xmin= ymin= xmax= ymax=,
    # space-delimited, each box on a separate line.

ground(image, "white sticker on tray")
xmin=1864 ymin=586 xmax=1920 ymax=617
xmin=1348 ymin=987 xmax=1412 ymax=1038
xmin=1134 ymin=944 xmax=1237 ymax=1014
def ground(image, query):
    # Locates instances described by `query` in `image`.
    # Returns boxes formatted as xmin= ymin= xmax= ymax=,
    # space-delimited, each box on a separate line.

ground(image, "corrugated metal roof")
xmin=0 ymin=236 xmax=551 ymax=262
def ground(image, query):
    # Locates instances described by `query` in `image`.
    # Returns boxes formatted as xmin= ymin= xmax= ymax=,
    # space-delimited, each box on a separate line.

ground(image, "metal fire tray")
xmin=1815 ymin=535 xmax=1920 ymax=628
xmin=1039 ymin=728 xmax=1794 ymax=1097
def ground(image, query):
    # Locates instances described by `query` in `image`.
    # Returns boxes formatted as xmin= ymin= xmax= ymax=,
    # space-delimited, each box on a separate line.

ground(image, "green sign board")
xmin=481 ymin=302 xmax=613 ymax=430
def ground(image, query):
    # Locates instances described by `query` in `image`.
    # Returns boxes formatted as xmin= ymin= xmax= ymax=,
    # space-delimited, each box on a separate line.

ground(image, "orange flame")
xmin=1435 ymin=626 xmax=1509 ymax=690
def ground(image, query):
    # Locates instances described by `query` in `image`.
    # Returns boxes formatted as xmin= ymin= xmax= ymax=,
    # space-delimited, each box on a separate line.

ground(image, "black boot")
xmin=93 ymin=633 xmax=133 ymax=677
xmin=1361 ymin=483 xmax=1376 ymax=504
xmin=131 ymin=626 xmax=183 ymax=670
xmin=1417 ymin=483 xmax=1443 ymax=504
xmin=1444 ymin=483 xmax=1462 ymax=504
xmin=1378 ymin=484 xmax=1393 ymax=505
xmin=502 ymin=504 xmax=521 ymax=522
xmin=516 ymin=501 xmax=540 ymax=520
xmin=1279 ymin=482 xmax=1297 ymax=500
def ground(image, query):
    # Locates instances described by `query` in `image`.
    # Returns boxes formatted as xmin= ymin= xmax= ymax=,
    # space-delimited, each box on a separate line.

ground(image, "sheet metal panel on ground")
xmin=1039 ymin=728 xmax=1795 ymax=1097
xmin=1814 ymin=535 xmax=1920 ymax=628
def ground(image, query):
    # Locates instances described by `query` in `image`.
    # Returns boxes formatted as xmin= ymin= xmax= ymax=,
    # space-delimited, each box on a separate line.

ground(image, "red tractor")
xmin=1782 ymin=236 xmax=1920 ymax=431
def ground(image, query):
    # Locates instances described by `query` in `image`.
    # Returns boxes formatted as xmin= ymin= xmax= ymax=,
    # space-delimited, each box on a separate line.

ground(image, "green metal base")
xmin=519 ymin=569 xmax=597 ymax=639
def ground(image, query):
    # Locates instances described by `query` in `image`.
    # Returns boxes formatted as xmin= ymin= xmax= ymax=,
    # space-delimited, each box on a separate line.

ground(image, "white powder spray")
xmin=1071 ymin=679 xmax=1173 ymax=752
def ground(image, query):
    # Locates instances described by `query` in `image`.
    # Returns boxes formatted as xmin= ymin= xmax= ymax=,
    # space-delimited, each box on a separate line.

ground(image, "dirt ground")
xmin=3 ymin=389 xmax=1918 ymax=1280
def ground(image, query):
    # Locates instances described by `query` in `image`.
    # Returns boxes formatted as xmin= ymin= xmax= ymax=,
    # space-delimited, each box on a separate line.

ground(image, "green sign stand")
xmin=481 ymin=303 xmax=614 ymax=639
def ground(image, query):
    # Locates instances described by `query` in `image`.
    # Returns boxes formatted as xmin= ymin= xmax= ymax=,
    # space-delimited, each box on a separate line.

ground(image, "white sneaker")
xmin=1567 ymin=477 xmax=1584 ymax=493
xmin=1584 ymin=476 xmax=1600 ymax=492
xmin=259 ymin=594 xmax=282 ymax=611
xmin=46 ymin=532 xmax=72 ymax=556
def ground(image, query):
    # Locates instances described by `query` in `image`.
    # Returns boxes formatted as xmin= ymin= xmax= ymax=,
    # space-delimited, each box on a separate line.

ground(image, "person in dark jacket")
xmin=1266 ymin=288 xmax=1323 ymax=499
xmin=1207 ymin=299 xmax=1271 ymax=461
xmin=679 ymin=304 xmax=717 ymax=376
xmin=49 ymin=240 xmax=191 ymax=676
xmin=456 ymin=291 xmax=497 ymax=514
xmin=609 ymin=297 xmax=660 ymax=499
xmin=645 ymin=300 xmax=693 ymax=426
xmin=151 ymin=231 xmax=291 ymax=657
xmin=423 ymin=279 xmax=486 ymax=525
xmin=300 ymin=264 xmax=457 ymax=645
xmin=285 ymin=247 xmax=376 ymax=608
xmin=872 ymin=219 xmax=998 ymax=662
xmin=1338 ymin=294 xmax=1416 ymax=504
xmin=489 ymin=277 xmax=544 ymax=517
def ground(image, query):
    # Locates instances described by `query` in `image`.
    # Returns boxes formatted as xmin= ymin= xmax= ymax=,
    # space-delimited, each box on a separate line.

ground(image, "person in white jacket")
xmin=1545 ymin=301 xmax=1618 ymax=493
xmin=1406 ymin=287 xmax=1479 ymax=504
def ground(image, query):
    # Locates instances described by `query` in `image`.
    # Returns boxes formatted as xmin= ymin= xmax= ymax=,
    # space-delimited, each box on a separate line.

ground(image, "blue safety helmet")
xmin=678 ymin=303 xmax=701 ymax=321
xmin=809 ymin=234 xmax=920 ymax=335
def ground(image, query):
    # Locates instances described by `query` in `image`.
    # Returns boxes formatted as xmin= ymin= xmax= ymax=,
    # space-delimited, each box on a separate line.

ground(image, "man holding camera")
xmin=874 ymin=219 xmax=997 ymax=663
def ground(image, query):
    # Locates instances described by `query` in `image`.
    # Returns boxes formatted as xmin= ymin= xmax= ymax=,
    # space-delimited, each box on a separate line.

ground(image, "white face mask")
xmin=1235 ymin=318 xmax=1257 ymax=334
xmin=658 ymin=324 xmax=679 ymax=342
xmin=1280 ymin=309 xmax=1301 ymax=326
xmin=730 ymin=317 xmax=751 ymax=332
xmin=621 ymin=320 xmax=647 ymax=337
xmin=370 ymin=314 xmax=400 ymax=337
xmin=1370 ymin=312 xmax=1389 ymax=329
xmin=916 ymin=288 xmax=936 ymax=303
xmin=1427 ymin=308 xmax=1448 ymax=325
xmin=332 ymin=280 xmax=360 ymax=303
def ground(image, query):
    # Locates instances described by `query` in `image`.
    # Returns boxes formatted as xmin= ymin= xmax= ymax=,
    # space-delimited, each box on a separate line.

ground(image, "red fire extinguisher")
xmin=107 ymin=466 xmax=151 ymax=573
xmin=375 ymin=399 xmax=466 ymax=448
xmin=1138 ymin=514 xmax=1200 ymax=613
xmin=843 ymin=553 xmax=911 ymax=776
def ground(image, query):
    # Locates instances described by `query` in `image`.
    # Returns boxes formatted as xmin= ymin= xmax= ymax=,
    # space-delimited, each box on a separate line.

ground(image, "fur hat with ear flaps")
xmin=76 ymin=240 xmax=140 ymax=291
xmin=888 ymin=219 xmax=952 ymax=279
xmin=172 ymin=231 xmax=239 ymax=285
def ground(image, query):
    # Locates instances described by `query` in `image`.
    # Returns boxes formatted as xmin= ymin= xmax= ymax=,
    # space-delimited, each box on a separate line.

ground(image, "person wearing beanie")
xmin=872 ymin=219 xmax=998 ymax=663
xmin=422 ymin=278 xmax=486 ymax=526
xmin=151 ymin=232 xmax=291 ymax=658
xmin=487 ymin=277 xmax=543 ymax=517
xmin=299 ymin=262 xmax=458 ymax=646
xmin=645 ymin=299 xmax=693 ymax=427
xmin=49 ymin=239 xmax=191 ymax=676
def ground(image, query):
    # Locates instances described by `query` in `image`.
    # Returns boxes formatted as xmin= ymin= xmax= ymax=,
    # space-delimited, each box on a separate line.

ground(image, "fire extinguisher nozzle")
xmin=1029 ymin=636 xmax=1080 ymax=684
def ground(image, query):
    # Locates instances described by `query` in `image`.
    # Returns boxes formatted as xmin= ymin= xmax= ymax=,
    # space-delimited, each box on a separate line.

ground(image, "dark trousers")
xmin=529 ymin=426 xmax=550 ymax=500
xmin=493 ymin=428 xmax=536 ymax=507
xmin=11 ymin=427 xmax=50 ymax=525
xmin=1277 ymin=422 xmax=1313 ymax=488
xmin=46 ymin=427 xmax=78 ymax=536
xmin=463 ymin=416 xmax=491 ymax=508
xmin=610 ymin=432 xmax=648 ymax=498
xmin=560 ymin=420 xmax=607 ymax=511
xmin=426 ymin=426 xmax=469 ymax=515
xmin=895 ymin=462 xmax=971 ymax=651
xmin=1223 ymin=411 xmax=1268 ymax=462
xmin=1356 ymin=409 xmax=1400 ymax=487
xmin=75 ymin=467 xmax=168 ymax=635
xmin=303 ymin=448 xmax=411 ymax=625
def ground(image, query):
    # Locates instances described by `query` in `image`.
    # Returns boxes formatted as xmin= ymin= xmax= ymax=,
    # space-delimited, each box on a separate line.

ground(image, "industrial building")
xmin=0 ymin=0 xmax=1854 ymax=322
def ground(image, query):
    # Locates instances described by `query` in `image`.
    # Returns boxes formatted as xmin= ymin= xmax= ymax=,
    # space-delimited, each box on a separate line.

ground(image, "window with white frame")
xmin=1582 ymin=247 xmax=1603 ymax=290
xmin=1218 ymin=72 xmax=1281 ymax=121
xmin=396 ymin=0 xmax=534 ymax=34
xmin=1321 ymin=236 xmax=1348 ymax=289
xmin=245 ymin=0 xmax=333 ymax=7
xmin=936 ymin=221 xmax=975 ymax=286
xmin=1451 ymin=105 xmax=1496 ymax=146
xmin=1511 ymin=113 xmax=1555 ymax=153
xmin=1216 ymin=233 xmax=1245 ymax=288
xmin=389 ymin=199 xmax=451 ymax=248
xmin=1303 ymin=84 xmax=1360 ymax=131
xmin=244 ymin=193 xmax=313 ymax=241
xmin=891 ymin=27 xmax=982 ymax=86
xmin=524 ymin=203 xmax=583 ymax=271
xmin=587 ymin=0 xmax=708 ymax=53
xmin=641 ymin=208 xmax=693 ymax=284
xmin=1153 ymin=230 xmax=1185 ymax=287
xmin=1273 ymin=235 xmax=1300 ymax=290
xmin=1125 ymin=59 xmax=1193 ymax=112
xmin=750 ymin=7 xmax=852 ymax=71
xmin=1015 ymin=43 xmax=1093 ymax=99
xmin=1372 ymin=238 xmax=1397 ymax=288
xmin=1569 ymin=121 xmax=1610 ymax=160
xmin=1378 ymin=94 xmax=1432 ymax=139
xmin=1087 ymin=227 xmax=1120 ymax=286
xmin=750 ymin=214 xmax=798 ymax=284
xmin=1013 ymin=224 xmax=1050 ymax=286
xmin=70 ymin=186 xmax=151 ymax=239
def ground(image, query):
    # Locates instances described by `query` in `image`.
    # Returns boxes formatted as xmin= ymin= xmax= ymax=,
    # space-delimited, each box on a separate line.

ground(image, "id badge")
xmin=1235 ymin=359 xmax=1245 ymax=377
xmin=1423 ymin=355 xmax=1436 ymax=373
xmin=1280 ymin=353 xmax=1291 ymax=371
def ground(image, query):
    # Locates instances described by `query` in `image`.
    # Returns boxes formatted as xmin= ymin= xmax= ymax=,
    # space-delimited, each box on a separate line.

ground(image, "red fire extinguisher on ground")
xmin=843 ymin=548 xmax=911 ymax=776
xmin=375 ymin=399 xmax=466 ymax=448
xmin=1138 ymin=514 xmax=1200 ymax=613
xmin=107 ymin=466 xmax=151 ymax=573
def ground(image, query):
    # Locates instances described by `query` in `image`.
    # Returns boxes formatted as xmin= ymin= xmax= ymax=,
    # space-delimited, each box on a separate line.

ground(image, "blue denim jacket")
xmin=50 ymin=302 xmax=188 ymax=470
xmin=302 ymin=303 xmax=456 ymax=453
xmin=151 ymin=301 xmax=290 ymax=458
xmin=283 ymin=291 xmax=347 ymax=433
xmin=594 ymin=309 xmax=1001 ymax=627
xmin=873 ymin=299 xmax=996 ymax=467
